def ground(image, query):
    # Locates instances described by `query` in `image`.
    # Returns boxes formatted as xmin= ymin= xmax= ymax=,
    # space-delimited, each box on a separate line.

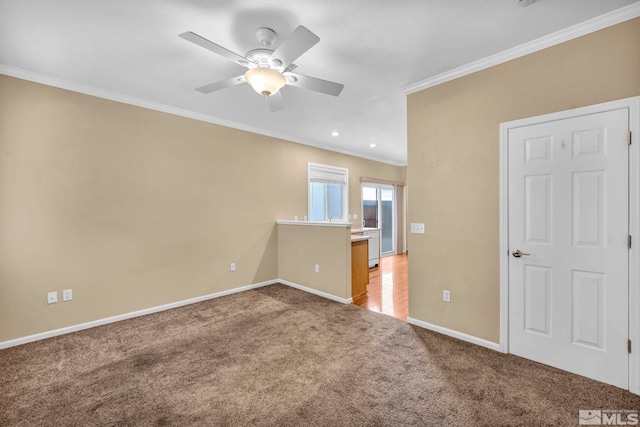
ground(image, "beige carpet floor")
xmin=1 ymin=284 xmax=638 ymax=426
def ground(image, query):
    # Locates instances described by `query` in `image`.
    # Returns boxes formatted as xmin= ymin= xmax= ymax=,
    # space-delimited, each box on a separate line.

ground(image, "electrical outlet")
xmin=410 ymin=223 xmax=425 ymax=234
xmin=63 ymin=289 xmax=73 ymax=301
xmin=443 ymin=290 xmax=451 ymax=303
xmin=315 ymin=264 xmax=320 ymax=273
xmin=230 ymin=263 xmax=236 ymax=272
xmin=47 ymin=292 xmax=58 ymax=304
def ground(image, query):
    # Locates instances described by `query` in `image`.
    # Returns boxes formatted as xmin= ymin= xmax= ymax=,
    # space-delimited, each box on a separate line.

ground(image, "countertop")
xmin=276 ymin=220 xmax=351 ymax=228
xmin=351 ymin=235 xmax=371 ymax=242
xmin=351 ymin=227 xmax=381 ymax=234
xmin=275 ymin=221 xmax=380 ymax=233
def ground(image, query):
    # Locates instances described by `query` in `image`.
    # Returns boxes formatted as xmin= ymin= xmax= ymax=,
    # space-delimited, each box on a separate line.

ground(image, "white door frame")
xmin=499 ymin=96 xmax=640 ymax=394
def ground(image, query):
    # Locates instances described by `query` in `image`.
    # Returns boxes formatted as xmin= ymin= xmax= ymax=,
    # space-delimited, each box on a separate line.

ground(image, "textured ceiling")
xmin=0 ymin=0 xmax=638 ymax=165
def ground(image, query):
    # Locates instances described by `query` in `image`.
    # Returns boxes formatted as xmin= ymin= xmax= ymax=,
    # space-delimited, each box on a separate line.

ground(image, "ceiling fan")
xmin=179 ymin=26 xmax=344 ymax=112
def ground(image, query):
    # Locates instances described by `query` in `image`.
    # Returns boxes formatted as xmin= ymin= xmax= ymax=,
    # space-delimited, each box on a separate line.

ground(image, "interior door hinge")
xmin=628 ymin=131 xmax=632 ymax=145
xmin=629 ymin=339 xmax=632 ymax=354
xmin=628 ymin=235 xmax=632 ymax=249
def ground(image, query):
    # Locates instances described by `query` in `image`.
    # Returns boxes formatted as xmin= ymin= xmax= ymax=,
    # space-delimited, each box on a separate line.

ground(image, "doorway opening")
xmin=355 ymin=180 xmax=408 ymax=321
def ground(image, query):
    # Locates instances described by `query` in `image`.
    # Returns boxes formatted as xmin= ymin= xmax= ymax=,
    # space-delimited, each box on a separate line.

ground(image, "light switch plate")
xmin=62 ymin=289 xmax=73 ymax=301
xmin=410 ymin=223 xmax=425 ymax=234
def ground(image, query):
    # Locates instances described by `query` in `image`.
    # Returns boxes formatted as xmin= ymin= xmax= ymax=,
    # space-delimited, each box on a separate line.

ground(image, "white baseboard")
xmin=0 ymin=279 xmax=277 ymax=350
xmin=0 ymin=279 xmax=352 ymax=350
xmin=278 ymin=280 xmax=353 ymax=304
xmin=407 ymin=317 xmax=501 ymax=352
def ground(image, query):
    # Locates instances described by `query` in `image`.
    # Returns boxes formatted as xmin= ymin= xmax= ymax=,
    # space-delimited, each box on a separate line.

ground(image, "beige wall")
xmin=407 ymin=18 xmax=640 ymax=343
xmin=277 ymin=223 xmax=351 ymax=299
xmin=0 ymin=75 xmax=404 ymax=343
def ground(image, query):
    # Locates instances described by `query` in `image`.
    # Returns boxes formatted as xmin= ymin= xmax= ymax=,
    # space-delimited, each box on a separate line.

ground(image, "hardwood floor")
xmin=353 ymin=253 xmax=408 ymax=321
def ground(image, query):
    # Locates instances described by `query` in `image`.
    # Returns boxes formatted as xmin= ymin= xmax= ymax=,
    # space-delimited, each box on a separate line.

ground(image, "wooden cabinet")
xmin=351 ymin=238 xmax=369 ymax=299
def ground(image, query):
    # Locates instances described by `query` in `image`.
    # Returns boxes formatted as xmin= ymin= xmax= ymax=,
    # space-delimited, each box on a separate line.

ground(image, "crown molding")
xmin=0 ymin=64 xmax=406 ymax=167
xmin=402 ymin=2 xmax=640 ymax=95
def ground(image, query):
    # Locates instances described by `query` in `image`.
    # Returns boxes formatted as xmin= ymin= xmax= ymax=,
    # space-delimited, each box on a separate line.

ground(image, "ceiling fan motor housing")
xmin=245 ymin=48 xmax=277 ymax=69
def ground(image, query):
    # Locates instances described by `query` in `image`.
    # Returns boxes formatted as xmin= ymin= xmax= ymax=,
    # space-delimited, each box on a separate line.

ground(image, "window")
xmin=308 ymin=162 xmax=348 ymax=221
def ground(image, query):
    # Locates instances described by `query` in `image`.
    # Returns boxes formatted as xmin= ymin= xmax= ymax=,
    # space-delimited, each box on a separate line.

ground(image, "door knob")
xmin=512 ymin=249 xmax=531 ymax=258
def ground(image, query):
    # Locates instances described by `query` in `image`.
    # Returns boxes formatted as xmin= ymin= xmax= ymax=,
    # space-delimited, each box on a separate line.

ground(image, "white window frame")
xmin=308 ymin=162 xmax=349 ymax=221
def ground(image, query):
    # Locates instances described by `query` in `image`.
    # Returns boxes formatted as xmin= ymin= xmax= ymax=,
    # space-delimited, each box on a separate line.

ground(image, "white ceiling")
xmin=0 ymin=0 xmax=638 ymax=166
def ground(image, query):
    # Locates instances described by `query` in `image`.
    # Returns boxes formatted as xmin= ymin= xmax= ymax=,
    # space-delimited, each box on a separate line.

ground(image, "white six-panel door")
xmin=508 ymin=108 xmax=630 ymax=388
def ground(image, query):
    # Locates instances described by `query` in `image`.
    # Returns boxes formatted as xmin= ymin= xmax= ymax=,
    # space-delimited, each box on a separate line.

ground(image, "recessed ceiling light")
xmin=369 ymin=143 xmax=377 ymax=148
xmin=331 ymin=131 xmax=340 ymax=137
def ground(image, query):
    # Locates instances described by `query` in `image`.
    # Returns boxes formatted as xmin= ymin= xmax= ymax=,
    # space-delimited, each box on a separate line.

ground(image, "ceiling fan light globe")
xmin=244 ymin=68 xmax=286 ymax=97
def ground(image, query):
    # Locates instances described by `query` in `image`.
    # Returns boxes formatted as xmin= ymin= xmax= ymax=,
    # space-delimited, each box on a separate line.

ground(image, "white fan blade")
xmin=286 ymin=73 xmax=344 ymax=97
xmin=195 ymin=75 xmax=245 ymax=94
xmin=269 ymin=26 xmax=319 ymax=69
xmin=179 ymin=32 xmax=251 ymax=67
xmin=267 ymin=91 xmax=285 ymax=112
